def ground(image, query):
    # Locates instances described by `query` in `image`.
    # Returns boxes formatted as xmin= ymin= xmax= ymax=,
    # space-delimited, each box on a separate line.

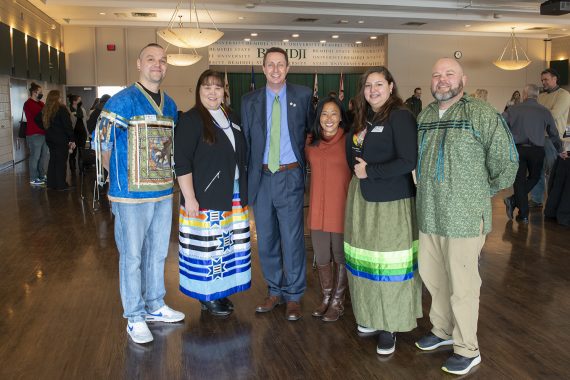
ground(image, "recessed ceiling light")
xmin=292 ymin=33 xmax=299 ymax=38
xmin=331 ymin=35 xmax=339 ymax=39
xmin=563 ymin=28 xmax=568 ymax=31
xmin=238 ymin=16 xmax=245 ymax=20
xmin=357 ymin=20 xmax=364 ymax=24
xmin=465 ymin=24 xmax=471 ymax=27
xmin=250 ymin=33 xmax=258 ymax=37
xmin=355 ymin=41 xmax=362 ymax=44
xmin=99 ymin=12 xmax=106 ymax=15
xmin=244 ymin=38 xmax=251 ymax=42
xmin=283 ymin=39 xmax=289 ymax=42
xmin=370 ymin=36 xmax=377 ymax=40
xmin=320 ymin=40 xmax=327 ymax=43
xmin=339 ymin=20 xmax=349 ymax=24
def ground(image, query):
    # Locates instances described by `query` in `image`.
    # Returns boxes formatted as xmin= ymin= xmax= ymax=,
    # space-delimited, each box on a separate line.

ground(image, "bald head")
xmin=430 ymin=58 xmax=467 ymax=109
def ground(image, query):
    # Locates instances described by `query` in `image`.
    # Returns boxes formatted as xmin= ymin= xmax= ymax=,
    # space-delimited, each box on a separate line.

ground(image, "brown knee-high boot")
xmin=312 ymin=262 xmax=334 ymax=317
xmin=322 ymin=262 xmax=347 ymax=322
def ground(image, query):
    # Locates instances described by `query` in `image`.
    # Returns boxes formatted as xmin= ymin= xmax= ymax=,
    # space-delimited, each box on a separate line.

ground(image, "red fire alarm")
xmin=106 ymin=44 xmax=116 ymax=51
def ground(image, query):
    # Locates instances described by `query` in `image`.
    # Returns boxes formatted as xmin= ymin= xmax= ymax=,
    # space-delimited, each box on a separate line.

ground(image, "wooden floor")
xmin=0 ymin=161 xmax=569 ymax=380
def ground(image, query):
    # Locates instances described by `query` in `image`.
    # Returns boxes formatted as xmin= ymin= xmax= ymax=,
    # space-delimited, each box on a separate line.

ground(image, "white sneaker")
xmin=126 ymin=321 xmax=153 ymax=344
xmin=145 ymin=305 xmax=185 ymax=323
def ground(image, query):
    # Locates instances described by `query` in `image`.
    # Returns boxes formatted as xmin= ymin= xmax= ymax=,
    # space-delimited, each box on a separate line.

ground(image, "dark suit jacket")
xmin=346 ymin=108 xmax=417 ymax=202
xmin=174 ymin=108 xmax=248 ymax=211
xmin=241 ymin=83 xmax=314 ymax=204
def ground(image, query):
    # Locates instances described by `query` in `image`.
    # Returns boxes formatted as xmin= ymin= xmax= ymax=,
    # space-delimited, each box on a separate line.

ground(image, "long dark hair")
xmin=353 ymin=66 xmax=403 ymax=134
xmin=194 ymin=69 xmax=225 ymax=145
xmin=310 ymin=96 xmax=348 ymax=146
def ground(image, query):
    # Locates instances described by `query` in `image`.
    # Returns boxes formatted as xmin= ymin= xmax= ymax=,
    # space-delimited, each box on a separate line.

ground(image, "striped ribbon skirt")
xmin=178 ymin=181 xmax=251 ymax=301
xmin=344 ymin=177 xmax=422 ymax=332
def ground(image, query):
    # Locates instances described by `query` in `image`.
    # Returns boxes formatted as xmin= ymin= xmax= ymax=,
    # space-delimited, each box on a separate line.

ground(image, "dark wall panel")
xmin=27 ymin=36 xmax=40 ymax=80
xmin=550 ymin=59 xmax=569 ymax=86
xmin=12 ymin=29 xmax=27 ymax=78
xmin=0 ymin=23 xmax=10 ymax=76
xmin=58 ymin=52 xmax=66 ymax=84
xmin=39 ymin=42 xmax=49 ymax=81
xmin=49 ymin=48 xmax=58 ymax=83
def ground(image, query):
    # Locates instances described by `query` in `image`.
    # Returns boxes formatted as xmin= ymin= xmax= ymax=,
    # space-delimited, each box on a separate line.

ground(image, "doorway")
xmin=65 ymin=86 xmax=97 ymax=114
xmin=10 ymin=78 xmax=28 ymax=163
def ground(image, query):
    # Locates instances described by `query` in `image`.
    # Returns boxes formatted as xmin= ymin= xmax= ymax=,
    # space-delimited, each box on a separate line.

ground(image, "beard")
xmin=431 ymin=80 xmax=464 ymax=102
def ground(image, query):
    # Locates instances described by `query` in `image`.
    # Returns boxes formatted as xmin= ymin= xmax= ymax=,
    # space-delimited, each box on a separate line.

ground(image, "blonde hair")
xmin=42 ymin=90 xmax=63 ymax=129
xmin=473 ymin=89 xmax=488 ymax=101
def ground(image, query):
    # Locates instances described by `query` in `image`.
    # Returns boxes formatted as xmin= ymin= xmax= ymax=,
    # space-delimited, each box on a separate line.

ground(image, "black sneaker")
xmin=218 ymin=297 xmax=234 ymax=310
xmin=415 ymin=332 xmax=454 ymax=351
xmin=516 ymin=215 xmax=529 ymax=224
xmin=376 ymin=331 xmax=396 ymax=355
xmin=441 ymin=353 xmax=481 ymax=375
xmin=504 ymin=196 xmax=514 ymax=221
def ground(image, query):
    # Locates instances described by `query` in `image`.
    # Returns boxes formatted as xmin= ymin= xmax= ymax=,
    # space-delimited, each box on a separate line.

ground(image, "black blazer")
xmin=174 ymin=108 xmax=248 ymax=211
xmin=346 ymin=108 xmax=417 ymax=202
xmin=240 ymin=83 xmax=314 ymax=204
xmin=36 ymin=105 xmax=74 ymax=146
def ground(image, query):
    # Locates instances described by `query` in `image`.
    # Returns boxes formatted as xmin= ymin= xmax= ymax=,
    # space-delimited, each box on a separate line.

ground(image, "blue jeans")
xmin=27 ymin=134 xmax=48 ymax=180
xmin=112 ymin=197 xmax=173 ymax=322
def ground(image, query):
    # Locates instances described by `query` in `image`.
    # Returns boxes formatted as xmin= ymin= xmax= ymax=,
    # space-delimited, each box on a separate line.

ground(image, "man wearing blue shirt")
xmin=241 ymin=47 xmax=314 ymax=320
xmin=96 ymin=43 xmax=184 ymax=344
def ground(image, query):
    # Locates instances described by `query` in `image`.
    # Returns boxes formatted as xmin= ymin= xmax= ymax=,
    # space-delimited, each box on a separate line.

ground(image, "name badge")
xmin=145 ymin=115 xmax=157 ymax=122
xmin=371 ymin=126 xmax=384 ymax=133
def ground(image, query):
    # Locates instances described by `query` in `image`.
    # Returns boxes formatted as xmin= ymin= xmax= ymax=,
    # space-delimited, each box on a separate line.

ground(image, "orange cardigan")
xmin=305 ymin=130 xmax=352 ymax=233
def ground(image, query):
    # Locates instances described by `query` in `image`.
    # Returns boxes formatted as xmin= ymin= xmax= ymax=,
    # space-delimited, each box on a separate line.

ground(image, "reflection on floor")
xmin=0 ymin=161 xmax=568 ymax=379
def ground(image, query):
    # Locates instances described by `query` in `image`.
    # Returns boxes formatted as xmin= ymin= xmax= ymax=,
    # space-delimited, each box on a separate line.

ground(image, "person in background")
xmin=88 ymin=97 xmax=100 ymax=117
xmin=472 ymin=88 xmax=488 ymax=102
xmin=504 ymin=90 xmax=521 ymax=111
xmin=94 ymin=43 xmax=184 ymax=345
xmin=87 ymin=94 xmax=111 ymax=135
xmin=37 ymin=90 xmax=75 ymax=191
xmin=405 ymin=87 xmax=422 ymax=118
xmin=68 ymin=94 xmax=88 ymax=173
xmin=502 ymin=84 xmax=562 ymax=224
xmin=23 ymin=82 xmax=47 ymax=186
xmin=174 ymin=69 xmax=251 ymax=317
xmin=305 ymin=96 xmax=351 ymax=322
xmin=345 ymin=67 xmax=421 ymax=355
xmin=530 ymin=68 xmax=570 ymax=208
xmin=415 ymin=58 xmax=517 ymax=375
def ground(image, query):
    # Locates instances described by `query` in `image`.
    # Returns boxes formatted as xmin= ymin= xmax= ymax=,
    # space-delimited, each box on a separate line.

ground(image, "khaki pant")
xmin=418 ymin=230 xmax=486 ymax=358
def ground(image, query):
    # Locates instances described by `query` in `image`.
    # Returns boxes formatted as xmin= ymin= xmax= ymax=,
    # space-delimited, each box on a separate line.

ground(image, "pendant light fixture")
xmin=157 ymin=0 xmax=224 ymax=49
xmin=493 ymin=27 xmax=531 ymax=71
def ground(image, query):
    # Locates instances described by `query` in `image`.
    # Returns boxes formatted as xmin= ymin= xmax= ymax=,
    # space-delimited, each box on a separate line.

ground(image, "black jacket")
xmin=36 ymin=105 xmax=74 ymax=146
xmin=174 ymin=108 xmax=248 ymax=211
xmin=346 ymin=108 xmax=417 ymax=202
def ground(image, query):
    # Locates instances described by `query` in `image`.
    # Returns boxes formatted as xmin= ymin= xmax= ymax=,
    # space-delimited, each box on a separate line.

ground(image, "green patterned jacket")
xmin=416 ymin=95 xmax=518 ymax=238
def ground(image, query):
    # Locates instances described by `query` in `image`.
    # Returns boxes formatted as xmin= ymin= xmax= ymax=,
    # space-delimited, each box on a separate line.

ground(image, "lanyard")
xmin=211 ymin=107 xmax=231 ymax=130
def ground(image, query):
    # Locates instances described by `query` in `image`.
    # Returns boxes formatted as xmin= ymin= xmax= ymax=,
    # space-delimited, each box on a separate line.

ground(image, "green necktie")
xmin=268 ymin=95 xmax=281 ymax=173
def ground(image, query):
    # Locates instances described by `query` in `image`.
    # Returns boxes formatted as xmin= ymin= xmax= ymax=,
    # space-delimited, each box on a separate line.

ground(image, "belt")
xmin=517 ymin=143 xmax=535 ymax=147
xmin=262 ymin=162 xmax=300 ymax=173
